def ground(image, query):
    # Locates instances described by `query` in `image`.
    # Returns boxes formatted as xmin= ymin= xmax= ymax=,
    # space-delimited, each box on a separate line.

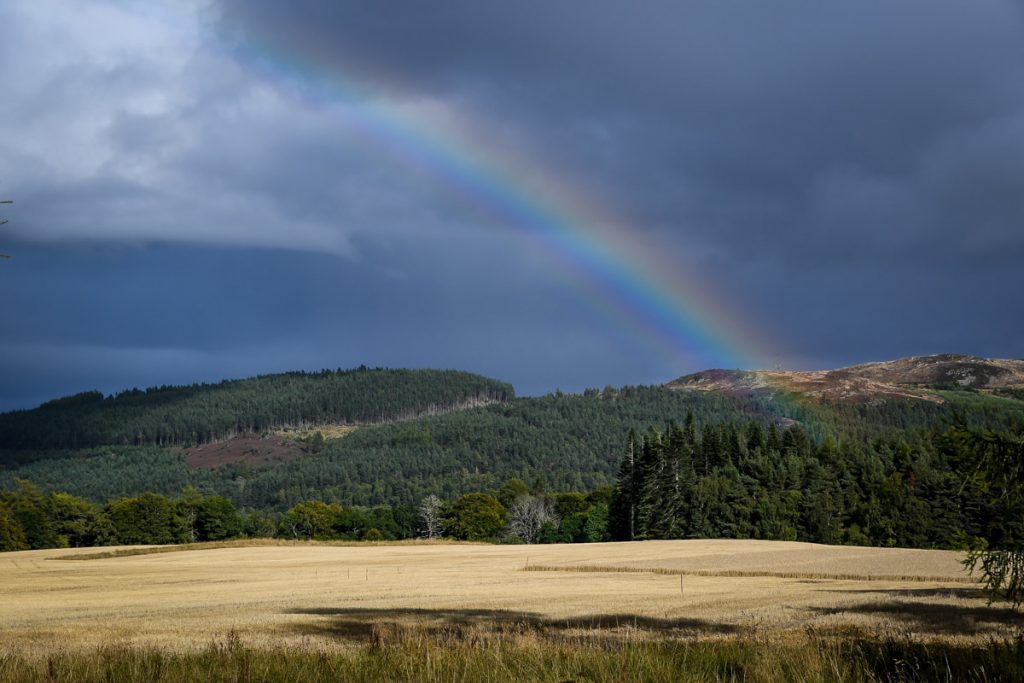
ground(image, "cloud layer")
xmin=2 ymin=0 xmax=1022 ymax=408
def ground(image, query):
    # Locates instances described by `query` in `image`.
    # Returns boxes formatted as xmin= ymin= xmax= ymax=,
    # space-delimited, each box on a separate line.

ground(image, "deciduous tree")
xmin=505 ymin=495 xmax=559 ymax=544
xmin=446 ymin=493 xmax=505 ymax=541
xmin=418 ymin=494 xmax=445 ymax=539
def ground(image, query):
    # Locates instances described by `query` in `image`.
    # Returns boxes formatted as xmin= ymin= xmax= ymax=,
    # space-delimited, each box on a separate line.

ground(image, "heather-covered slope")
xmin=668 ymin=354 xmax=1024 ymax=403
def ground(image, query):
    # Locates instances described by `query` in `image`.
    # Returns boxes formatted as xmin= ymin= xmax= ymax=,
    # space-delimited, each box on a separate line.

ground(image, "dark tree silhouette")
xmin=953 ymin=424 xmax=1024 ymax=606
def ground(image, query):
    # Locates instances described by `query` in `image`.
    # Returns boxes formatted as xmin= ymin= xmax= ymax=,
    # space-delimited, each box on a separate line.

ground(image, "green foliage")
xmin=552 ymin=503 xmax=609 ymax=543
xmin=49 ymin=492 xmax=107 ymax=547
xmin=611 ymin=417 xmax=1024 ymax=554
xmin=0 ymin=368 xmax=513 ymax=452
xmin=243 ymin=510 xmax=279 ymax=538
xmin=0 ymin=480 xmax=56 ymax=549
xmin=496 ymin=478 xmax=530 ymax=508
xmin=6 ymin=383 xmax=1024 ymax=514
xmin=2 ymin=371 xmax=1024 ymax=560
xmin=950 ymin=423 xmax=1024 ymax=606
xmin=553 ymin=492 xmax=589 ymax=518
xmin=446 ymin=493 xmax=506 ymax=540
xmin=2 ymin=416 xmax=1022 ymax=560
xmin=0 ymin=446 xmax=192 ymax=502
xmin=196 ymin=496 xmax=242 ymax=541
xmin=306 ymin=431 xmax=326 ymax=454
xmin=0 ymin=502 xmax=27 ymax=551
xmin=105 ymin=493 xmax=188 ymax=545
xmin=582 ymin=504 xmax=610 ymax=542
xmin=0 ymin=479 xmax=421 ymax=552
xmin=280 ymin=500 xmax=341 ymax=540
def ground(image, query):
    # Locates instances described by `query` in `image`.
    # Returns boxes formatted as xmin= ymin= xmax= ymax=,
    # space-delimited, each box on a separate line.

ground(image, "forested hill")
xmin=0 ymin=368 xmax=513 ymax=452
xmin=6 ymin=381 xmax=1024 ymax=511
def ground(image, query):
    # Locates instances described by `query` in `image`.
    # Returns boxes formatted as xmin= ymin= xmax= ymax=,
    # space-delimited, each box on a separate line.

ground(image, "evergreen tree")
xmin=767 ymin=422 xmax=782 ymax=453
xmin=952 ymin=424 xmax=1024 ymax=605
xmin=609 ymin=428 xmax=640 ymax=540
xmin=723 ymin=423 xmax=744 ymax=465
xmin=746 ymin=421 xmax=766 ymax=453
xmin=635 ymin=428 xmax=664 ymax=538
xmin=653 ymin=421 xmax=692 ymax=538
xmin=683 ymin=411 xmax=697 ymax=446
xmin=699 ymin=423 xmax=721 ymax=474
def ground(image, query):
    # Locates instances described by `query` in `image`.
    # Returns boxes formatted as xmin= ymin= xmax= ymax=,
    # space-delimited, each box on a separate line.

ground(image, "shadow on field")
xmin=822 ymin=586 xmax=983 ymax=599
xmin=810 ymin=599 xmax=1024 ymax=635
xmin=281 ymin=607 xmax=737 ymax=642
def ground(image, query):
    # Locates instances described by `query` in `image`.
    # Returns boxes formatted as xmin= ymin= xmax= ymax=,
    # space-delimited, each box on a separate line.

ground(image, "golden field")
xmin=1 ymin=539 xmax=1020 ymax=656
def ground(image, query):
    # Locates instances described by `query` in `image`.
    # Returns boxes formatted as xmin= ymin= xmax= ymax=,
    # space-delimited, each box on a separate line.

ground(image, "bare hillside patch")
xmin=184 ymin=435 xmax=309 ymax=470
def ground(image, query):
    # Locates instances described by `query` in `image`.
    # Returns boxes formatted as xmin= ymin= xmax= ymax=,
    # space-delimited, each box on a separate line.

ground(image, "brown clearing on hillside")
xmin=186 ymin=425 xmax=358 ymax=470
xmin=185 ymin=435 xmax=308 ymax=470
xmin=0 ymin=539 xmax=1009 ymax=656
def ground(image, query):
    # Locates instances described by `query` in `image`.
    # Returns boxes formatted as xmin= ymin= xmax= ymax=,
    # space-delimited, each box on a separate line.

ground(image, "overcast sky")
xmin=2 ymin=1 xmax=1023 ymax=410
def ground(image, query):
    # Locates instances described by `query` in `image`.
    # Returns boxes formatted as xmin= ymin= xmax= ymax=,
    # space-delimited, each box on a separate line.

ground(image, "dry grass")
xmin=51 ymin=537 xmax=474 ymax=561
xmin=5 ymin=633 xmax=1023 ymax=682
xmin=276 ymin=424 xmax=358 ymax=440
xmin=0 ymin=539 xmax=1018 ymax=659
xmin=523 ymin=563 xmax=981 ymax=584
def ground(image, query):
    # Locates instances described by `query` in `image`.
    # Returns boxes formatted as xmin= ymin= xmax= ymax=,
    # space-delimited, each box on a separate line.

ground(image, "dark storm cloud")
xmin=1 ymin=1 xmax=1022 ymax=409
xmin=217 ymin=0 xmax=1024 ymax=365
xmin=219 ymin=0 xmax=1024 ymax=264
xmin=0 ymin=241 xmax=649 ymax=410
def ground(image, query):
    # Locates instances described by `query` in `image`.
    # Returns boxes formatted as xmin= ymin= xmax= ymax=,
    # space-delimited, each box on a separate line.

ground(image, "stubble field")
xmin=2 ymin=538 xmax=1019 ymax=658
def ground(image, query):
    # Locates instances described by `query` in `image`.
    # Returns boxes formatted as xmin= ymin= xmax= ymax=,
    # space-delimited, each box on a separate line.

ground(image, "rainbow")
xmin=213 ymin=20 xmax=770 ymax=372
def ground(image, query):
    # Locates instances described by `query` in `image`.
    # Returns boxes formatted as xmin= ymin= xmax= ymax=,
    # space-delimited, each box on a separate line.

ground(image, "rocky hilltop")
xmin=668 ymin=354 xmax=1024 ymax=403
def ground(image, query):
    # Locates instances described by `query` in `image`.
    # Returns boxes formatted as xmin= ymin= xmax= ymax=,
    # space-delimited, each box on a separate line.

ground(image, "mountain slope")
xmin=668 ymin=354 xmax=1024 ymax=404
xmin=3 ymin=355 xmax=1024 ymax=510
xmin=0 ymin=368 xmax=513 ymax=454
xmin=0 ymin=386 xmax=792 ymax=507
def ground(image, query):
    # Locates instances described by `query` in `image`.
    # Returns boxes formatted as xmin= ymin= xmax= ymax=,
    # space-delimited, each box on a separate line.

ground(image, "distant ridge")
xmin=667 ymin=354 xmax=1024 ymax=403
xmin=0 ymin=368 xmax=514 ymax=451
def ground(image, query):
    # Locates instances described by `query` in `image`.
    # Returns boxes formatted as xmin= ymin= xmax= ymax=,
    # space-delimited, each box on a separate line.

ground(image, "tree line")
xmin=3 ymin=418 xmax=1019 ymax=557
xmin=0 ymin=478 xmax=609 ymax=551
xmin=607 ymin=415 xmax=1022 ymax=553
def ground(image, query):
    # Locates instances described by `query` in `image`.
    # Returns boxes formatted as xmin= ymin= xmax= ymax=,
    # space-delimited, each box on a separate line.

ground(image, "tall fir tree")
xmin=609 ymin=428 xmax=640 ymax=540
xmin=683 ymin=410 xmax=697 ymax=446
xmin=767 ymin=422 xmax=782 ymax=453
xmin=657 ymin=421 xmax=695 ymax=537
xmin=700 ymin=423 xmax=722 ymax=474
xmin=636 ymin=428 xmax=664 ymax=538
xmin=746 ymin=421 xmax=766 ymax=453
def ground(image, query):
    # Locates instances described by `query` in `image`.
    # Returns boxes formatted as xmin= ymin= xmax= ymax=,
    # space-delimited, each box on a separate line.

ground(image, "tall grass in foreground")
xmin=2 ymin=631 xmax=1023 ymax=682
